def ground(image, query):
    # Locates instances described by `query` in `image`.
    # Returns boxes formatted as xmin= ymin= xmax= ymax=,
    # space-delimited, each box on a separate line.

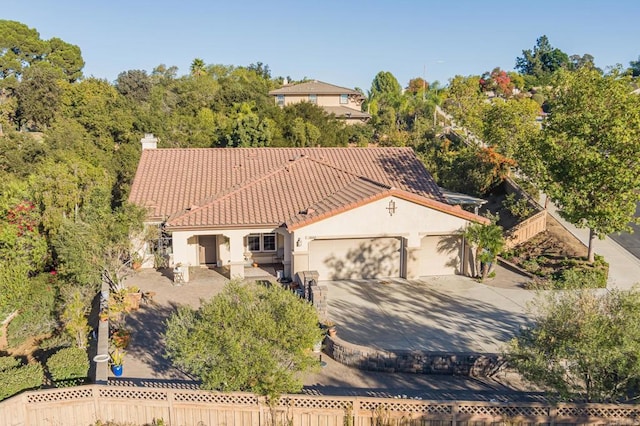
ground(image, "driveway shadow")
xmin=326 ymin=278 xmax=532 ymax=353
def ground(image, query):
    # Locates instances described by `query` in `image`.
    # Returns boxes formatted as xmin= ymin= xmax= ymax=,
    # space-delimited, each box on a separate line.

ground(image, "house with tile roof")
xmin=129 ymin=136 xmax=487 ymax=282
xmin=268 ymin=80 xmax=371 ymax=124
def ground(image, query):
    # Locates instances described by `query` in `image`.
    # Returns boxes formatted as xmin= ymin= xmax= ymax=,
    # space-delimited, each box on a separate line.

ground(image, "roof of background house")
xmin=269 ymin=80 xmax=363 ymax=97
xmin=129 ymin=147 xmax=483 ymax=229
xmin=323 ymin=106 xmax=371 ymax=119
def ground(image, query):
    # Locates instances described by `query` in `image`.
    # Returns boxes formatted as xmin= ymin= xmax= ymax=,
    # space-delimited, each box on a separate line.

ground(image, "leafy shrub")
xmin=0 ymin=356 xmax=20 ymax=371
xmin=6 ymin=273 xmax=57 ymax=348
xmin=0 ymin=358 xmax=43 ymax=401
xmin=7 ymin=307 xmax=57 ymax=348
xmin=39 ymin=333 xmax=74 ymax=351
xmin=521 ymin=258 xmax=540 ymax=273
xmin=512 ymin=178 xmax=539 ymax=201
xmin=531 ymin=93 xmax=545 ymax=106
xmin=554 ymin=266 xmax=608 ymax=289
xmin=502 ymin=193 xmax=534 ymax=220
xmin=46 ymin=347 xmax=89 ymax=386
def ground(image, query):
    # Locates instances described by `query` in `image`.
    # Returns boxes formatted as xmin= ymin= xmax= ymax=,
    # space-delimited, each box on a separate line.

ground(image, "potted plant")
xmin=110 ymin=349 xmax=125 ymax=377
xmin=111 ymin=328 xmax=131 ymax=349
xmin=323 ymin=320 xmax=337 ymax=338
xmin=123 ymin=286 xmax=142 ymax=311
xmin=131 ymin=252 xmax=142 ymax=270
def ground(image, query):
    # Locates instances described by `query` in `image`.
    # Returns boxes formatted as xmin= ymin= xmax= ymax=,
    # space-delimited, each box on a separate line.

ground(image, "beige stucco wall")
xmin=171 ymin=227 xmax=286 ymax=281
xmin=277 ymin=94 xmax=362 ymax=110
xmin=291 ymin=196 xmax=471 ymax=280
xmin=168 ymin=197 xmax=473 ymax=282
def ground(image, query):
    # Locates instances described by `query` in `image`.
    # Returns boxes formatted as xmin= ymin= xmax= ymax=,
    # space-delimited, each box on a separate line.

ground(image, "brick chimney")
xmin=141 ymin=133 xmax=158 ymax=150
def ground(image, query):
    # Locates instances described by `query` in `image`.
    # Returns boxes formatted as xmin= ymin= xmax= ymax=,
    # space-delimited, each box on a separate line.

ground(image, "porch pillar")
xmin=283 ymin=232 xmax=292 ymax=279
xmin=224 ymin=231 xmax=246 ymax=279
xmin=404 ymin=233 xmax=421 ymax=280
xmin=171 ymin=231 xmax=192 ymax=282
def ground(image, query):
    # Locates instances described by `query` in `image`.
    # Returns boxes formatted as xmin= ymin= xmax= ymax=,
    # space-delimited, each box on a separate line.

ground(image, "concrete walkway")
xmin=544 ymin=198 xmax=640 ymax=290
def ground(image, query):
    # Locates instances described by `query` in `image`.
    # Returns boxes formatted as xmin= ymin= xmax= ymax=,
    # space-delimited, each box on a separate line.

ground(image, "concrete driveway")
xmin=326 ymin=273 xmax=537 ymax=354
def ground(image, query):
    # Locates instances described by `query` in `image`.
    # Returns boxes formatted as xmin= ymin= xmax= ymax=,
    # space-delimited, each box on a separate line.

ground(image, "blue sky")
xmin=4 ymin=1 xmax=640 ymax=90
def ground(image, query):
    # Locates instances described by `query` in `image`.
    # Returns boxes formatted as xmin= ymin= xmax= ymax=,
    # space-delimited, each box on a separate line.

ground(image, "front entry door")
xmin=198 ymin=235 xmax=217 ymax=266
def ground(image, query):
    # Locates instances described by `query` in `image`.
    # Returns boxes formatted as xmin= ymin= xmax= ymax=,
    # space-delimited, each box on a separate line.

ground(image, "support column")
xmin=404 ymin=233 xmax=421 ymax=280
xmin=283 ymin=232 xmax=292 ymax=279
xmin=224 ymin=231 xmax=246 ymax=279
xmin=171 ymin=231 xmax=192 ymax=282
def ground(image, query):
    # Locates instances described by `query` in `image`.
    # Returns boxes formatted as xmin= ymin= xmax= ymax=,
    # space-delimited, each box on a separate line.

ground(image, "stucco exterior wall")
xmin=292 ymin=196 xmax=470 ymax=280
xmin=169 ymin=197 xmax=473 ymax=282
xmin=279 ymin=94 xmax=362 ymax=109
xmin=294 ymin=197 xmax=468 ymax=247
xmin=171 ymin=227 xmax=286 ymax=281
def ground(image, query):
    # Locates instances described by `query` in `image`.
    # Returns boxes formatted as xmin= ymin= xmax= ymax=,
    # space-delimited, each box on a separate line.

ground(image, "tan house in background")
xmin=129 ymin=138 xmax=487 ymax=283
xmin=269 ymin=80 xmax=371 ymax=124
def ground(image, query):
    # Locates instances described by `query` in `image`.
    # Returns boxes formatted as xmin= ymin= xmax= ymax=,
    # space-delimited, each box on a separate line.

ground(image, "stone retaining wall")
xmin=324 ymin=335 xmax=504 ymax=377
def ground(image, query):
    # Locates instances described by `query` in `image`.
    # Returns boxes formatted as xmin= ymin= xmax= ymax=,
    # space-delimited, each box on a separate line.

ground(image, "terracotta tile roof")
xmin=269 ymin=80 xmax=363 ymax=97
xmin=128 ymin=147 xmax=484 ymax=229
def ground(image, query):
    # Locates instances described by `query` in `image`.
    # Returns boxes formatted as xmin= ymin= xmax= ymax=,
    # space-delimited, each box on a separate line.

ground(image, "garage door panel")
xmin=420 ymin=235 xmax=461 ymax=276
xmin=309 ymin=238 xmax=401 ymax=280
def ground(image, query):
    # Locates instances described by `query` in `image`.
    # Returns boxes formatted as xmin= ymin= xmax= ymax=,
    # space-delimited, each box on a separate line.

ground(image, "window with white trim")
xmin=246 ymin=233 xmax=277 ymax=252
xmin=308 ymin=94 xmax=317 ymax=104
xmin=340 ymin=94 xmax=348 ymax=104
xmin=277 ymin=94 xmax=284 ymax=106
xmin=247 ymin=235 xmax=261 ymax=251
xmin=263 ymin=234 xmax=276 ymax=251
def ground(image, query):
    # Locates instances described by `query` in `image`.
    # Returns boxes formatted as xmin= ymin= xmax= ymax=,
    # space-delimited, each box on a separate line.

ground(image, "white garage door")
xmin=309 ymin=237 xmax=402 ymax=280
xmin=419 ymin=235 xmax=462 ymax=276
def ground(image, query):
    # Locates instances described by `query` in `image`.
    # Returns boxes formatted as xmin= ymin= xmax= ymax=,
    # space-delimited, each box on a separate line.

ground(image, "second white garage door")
xmin=419 ymin=235 xmax=462 ymax=276
xmin=309 ymin=237 xmax=402 ymax=280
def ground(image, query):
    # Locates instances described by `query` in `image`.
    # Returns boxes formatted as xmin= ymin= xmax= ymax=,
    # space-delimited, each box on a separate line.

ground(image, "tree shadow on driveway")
xmin=326 ymin=278 xmax=533 ymax=353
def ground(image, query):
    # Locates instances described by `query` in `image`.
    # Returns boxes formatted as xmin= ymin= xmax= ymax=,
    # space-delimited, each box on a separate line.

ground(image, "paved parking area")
xmin=326 ymin=273 xmax=537 ymax=354
xmin=113 ymin=265 xmax=538 ymax=396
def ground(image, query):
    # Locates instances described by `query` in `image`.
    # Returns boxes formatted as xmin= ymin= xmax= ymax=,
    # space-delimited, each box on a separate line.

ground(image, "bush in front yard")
xmin=6 ymin=273 xmax=57 ymax=348
xmin=46 ymin=347 xmax=89 ymax=386
xmin=553 ymin=265 xmax=608 ymax=289
xmin=0 ymin=356 xmax=43 ymax=401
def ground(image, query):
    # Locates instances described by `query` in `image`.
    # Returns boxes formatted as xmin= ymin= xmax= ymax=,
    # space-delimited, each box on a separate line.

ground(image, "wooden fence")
xmin=3 ymin=384 xmax=640 ymax=426
xmin=502 ymin=177 xmax=547 ymax=250
xmin=504 ymin=210 xmax=548 ymax=249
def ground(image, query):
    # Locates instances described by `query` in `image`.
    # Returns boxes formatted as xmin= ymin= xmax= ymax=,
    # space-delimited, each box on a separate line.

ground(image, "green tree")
xmin=443 ymin=75 xmax=486 ymax=135
xmin=46 ymin=37 xmax=84 ymax=83
xmin=190 ymin=58 xmax=206 ymax=77
xmin=15 ymin=62 xmax=63 ymax=130
xmin=369 ymin=71 xmax=402 ymax=104
xmin=0 ymin=20 xmax=48 ymax=82
xmin=569 ymin=53 xmax=598 ymax=72
xmin=515 ymin=35 xmax=571 ymax=86
xmin=226 ymin=102 xmax=272 ymax=147
xmin=525 ymin=68 xmax=640 ymax=263
xmin=60 ymin=287 xmax=92 ymax=349
xmin=482 ymin=97 xmax=540 ymax=159
xmin=115 ymin=69 xmax=152 ymax=102
xmin=463 ymin=217 xmax=505 ymax=281
xmin=165 ymin=281 xmax=322 ymax=399
xmin=507 ymin=289 xmax=640 ymax=402
xmin=628 ymin=56 xmax=640 ymax=77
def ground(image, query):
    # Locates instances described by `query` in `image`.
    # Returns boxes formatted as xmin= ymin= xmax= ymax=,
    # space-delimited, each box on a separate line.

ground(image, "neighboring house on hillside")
xmin=268 ymin=80 xmax=371 ymax=124
xmin=129 ymin=136 xmax=487 ymax=283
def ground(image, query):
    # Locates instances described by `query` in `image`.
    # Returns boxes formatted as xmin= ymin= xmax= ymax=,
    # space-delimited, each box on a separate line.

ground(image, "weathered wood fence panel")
xmin=3 ymin=385 xmax=640 ymax=426
xmin=504 ymin=210 xmax=548 ymax=249
xmin=503 ymin=177 xmax=547 ymax=250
